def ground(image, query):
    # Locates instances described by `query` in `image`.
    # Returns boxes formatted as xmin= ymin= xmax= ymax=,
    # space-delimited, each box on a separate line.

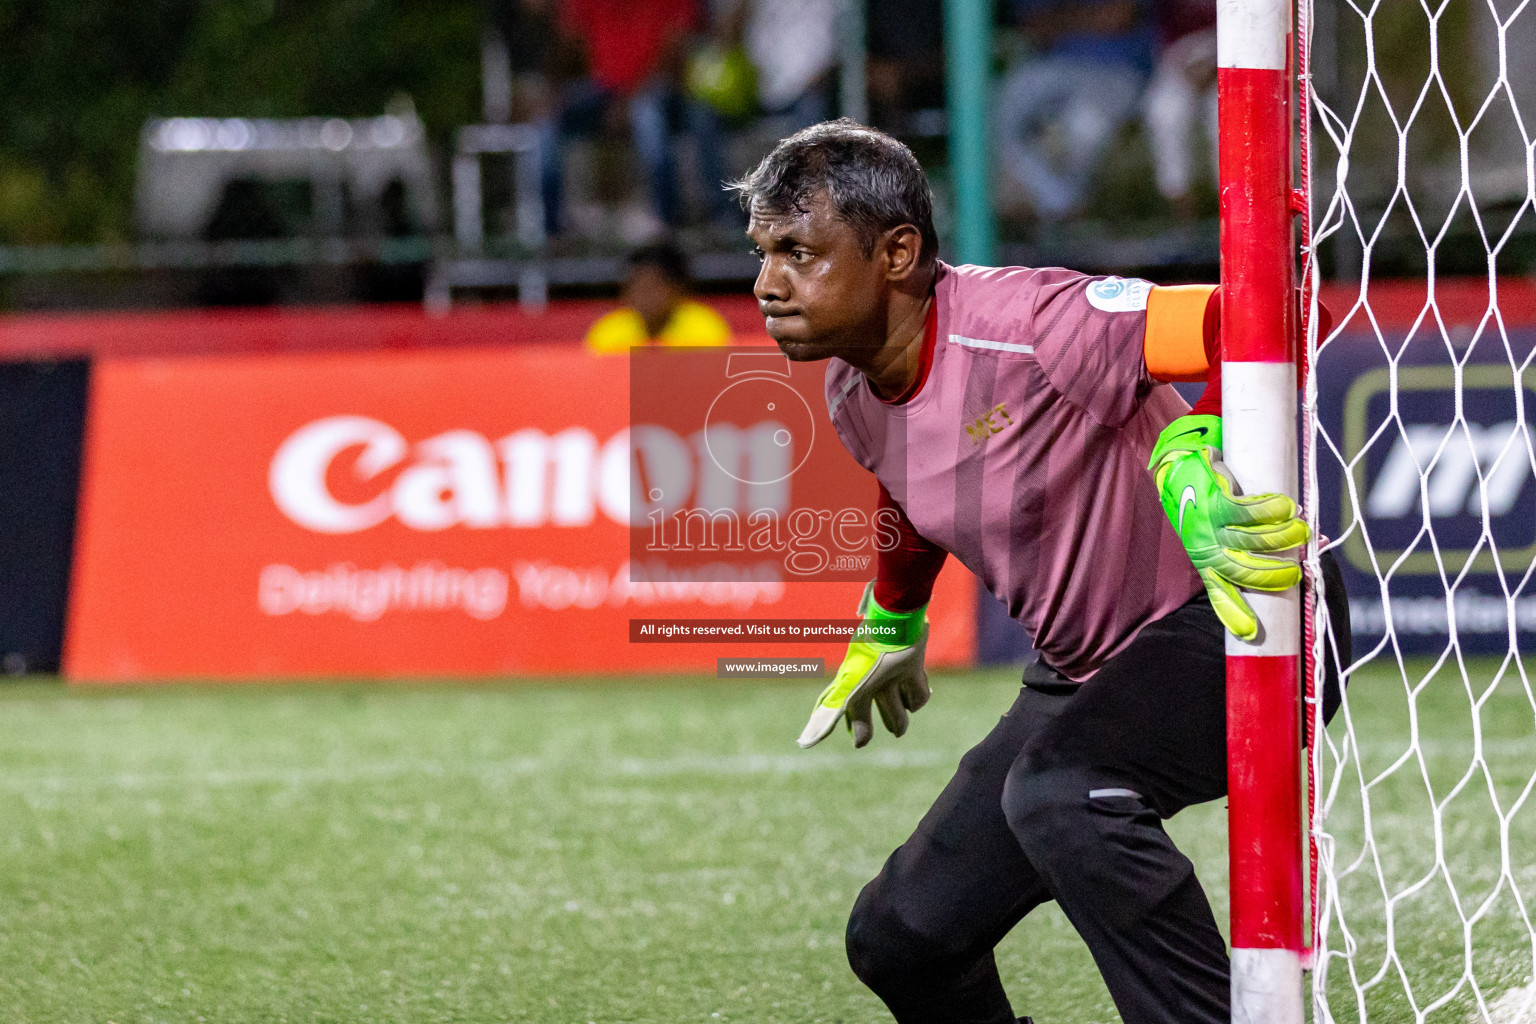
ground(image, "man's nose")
xmin=754 ymin=256 xmax=788 ymax=304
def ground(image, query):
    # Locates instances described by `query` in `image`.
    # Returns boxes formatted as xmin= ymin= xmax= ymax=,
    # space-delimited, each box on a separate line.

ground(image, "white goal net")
xmin=1302 ymin=0 xmax=1536 ymax=1017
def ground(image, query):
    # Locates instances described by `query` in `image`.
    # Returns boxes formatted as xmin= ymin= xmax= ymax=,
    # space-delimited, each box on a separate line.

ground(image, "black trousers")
xmin=846 ymin=558 xmax=1350 ymax=1024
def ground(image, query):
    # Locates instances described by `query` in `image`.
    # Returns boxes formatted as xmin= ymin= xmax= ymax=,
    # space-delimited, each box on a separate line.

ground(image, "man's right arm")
xmin=872 ymin=482 xmax=947 ymax=613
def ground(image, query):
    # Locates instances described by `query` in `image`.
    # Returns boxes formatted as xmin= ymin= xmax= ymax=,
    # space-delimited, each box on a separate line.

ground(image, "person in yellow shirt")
xmin=585 ymin=241 xmax=733 ymax=353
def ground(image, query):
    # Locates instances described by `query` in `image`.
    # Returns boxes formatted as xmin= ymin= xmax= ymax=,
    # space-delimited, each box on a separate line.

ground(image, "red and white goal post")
xmin=1224 ymin=0 xmax=1536 ymax=1012
xmin=1218 ymin=0 xmax=1306 ymax=1016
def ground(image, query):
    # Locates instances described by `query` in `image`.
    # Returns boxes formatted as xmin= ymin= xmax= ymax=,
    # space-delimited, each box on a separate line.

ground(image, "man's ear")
xmin=881 ymin=224 xmax=925 ymax=282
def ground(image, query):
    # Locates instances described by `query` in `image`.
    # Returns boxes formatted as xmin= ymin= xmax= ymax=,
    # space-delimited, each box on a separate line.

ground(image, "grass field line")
xmin=0 ymin=747 xmax=952 ymax=795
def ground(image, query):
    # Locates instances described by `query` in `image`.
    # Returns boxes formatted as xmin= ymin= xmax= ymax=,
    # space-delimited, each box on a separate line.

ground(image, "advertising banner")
xmin=1315 ymin=324 xmax=1536 ymax=657
xmin=64 ymin=344 xmax=975 ymax=681
xmin=0 ymin=359 xmax=89 ymax=674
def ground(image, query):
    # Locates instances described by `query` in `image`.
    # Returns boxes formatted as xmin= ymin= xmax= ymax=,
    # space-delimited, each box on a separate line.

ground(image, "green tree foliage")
xmin=0 ymin=0 xmax=483 ymax=244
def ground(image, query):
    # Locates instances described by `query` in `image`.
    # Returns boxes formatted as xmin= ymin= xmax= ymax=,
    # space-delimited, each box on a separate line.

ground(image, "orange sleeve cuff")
xmin=1144 ymin=284 xmax=1220 ymax=382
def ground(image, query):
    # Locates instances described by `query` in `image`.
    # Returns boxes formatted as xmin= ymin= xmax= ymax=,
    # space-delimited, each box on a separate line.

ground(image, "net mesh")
xmin=1301 ymin=0 xmax=1536 ymax=1017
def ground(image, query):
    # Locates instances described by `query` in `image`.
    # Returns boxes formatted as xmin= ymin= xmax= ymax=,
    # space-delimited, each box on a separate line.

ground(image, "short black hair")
xmin=627 ymin=240 xmax=690 ymax=285
xmin=730 ymin=119 xmax=939 ymax=264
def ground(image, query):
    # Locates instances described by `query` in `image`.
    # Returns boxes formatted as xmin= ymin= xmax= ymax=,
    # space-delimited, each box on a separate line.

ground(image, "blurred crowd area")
xmin=0 ymin=0 xmax=1530 ymax=310
xmin=491 ymin=0 xmax=1220 ymax=241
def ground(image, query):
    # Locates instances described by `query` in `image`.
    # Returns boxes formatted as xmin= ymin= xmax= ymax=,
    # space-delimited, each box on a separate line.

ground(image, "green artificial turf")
xmin=0 ymin=659 xmax=1530 ymax=1023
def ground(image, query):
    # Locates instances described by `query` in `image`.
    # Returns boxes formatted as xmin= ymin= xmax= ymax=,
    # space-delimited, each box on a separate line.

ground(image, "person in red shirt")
xmin=538 ymin=0 xmax=731 ymax=234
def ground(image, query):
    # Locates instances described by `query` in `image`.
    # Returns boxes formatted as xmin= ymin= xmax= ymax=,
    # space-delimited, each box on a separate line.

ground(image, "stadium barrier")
xmin=0 ymin=296 xmax=767 ymax=360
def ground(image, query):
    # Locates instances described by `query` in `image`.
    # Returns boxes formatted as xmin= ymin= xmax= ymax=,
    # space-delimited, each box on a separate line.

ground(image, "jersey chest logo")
xmin=965 ymin=403 xmax=1015 ymax=445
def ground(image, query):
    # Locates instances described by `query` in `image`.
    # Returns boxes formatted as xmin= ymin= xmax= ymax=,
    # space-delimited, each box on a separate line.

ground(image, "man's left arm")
xmin=797 ymin=484 xmax=943 ymax=749
xmin=1142 ymin=285 xmax=1312 ymax=642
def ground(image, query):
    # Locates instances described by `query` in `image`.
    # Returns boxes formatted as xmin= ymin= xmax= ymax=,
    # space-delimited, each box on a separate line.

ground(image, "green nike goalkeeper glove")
xmin=797 ymin=583 xmax=929 ymax=749
xmin=1148 ymin=414 xmax=1310 ymax=642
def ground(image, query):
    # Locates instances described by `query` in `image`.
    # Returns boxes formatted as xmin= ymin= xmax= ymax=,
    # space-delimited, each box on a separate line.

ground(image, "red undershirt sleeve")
xmin=872 ymin=481 xmax=947 ymax=614
xmin=1189 ymin=325 xmax=1222 ymax=417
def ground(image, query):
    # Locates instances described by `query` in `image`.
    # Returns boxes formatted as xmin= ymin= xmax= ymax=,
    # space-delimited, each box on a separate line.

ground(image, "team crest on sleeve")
xmin=1086 ymin=276 xmax=1153 ymax=313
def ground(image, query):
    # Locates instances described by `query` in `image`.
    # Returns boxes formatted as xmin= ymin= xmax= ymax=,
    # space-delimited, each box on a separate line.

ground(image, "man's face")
xmin=623 ymin=265 xmax=683 ymax=338
xmin=746 ymin=192 xmax=887 ymax=361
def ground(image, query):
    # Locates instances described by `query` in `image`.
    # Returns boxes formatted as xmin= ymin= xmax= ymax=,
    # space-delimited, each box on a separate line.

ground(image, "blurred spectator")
xmin=687 ymin=17 xmax=758 ymax=124
xmin=742 ymin=0 xmax=838 ymax=126
xmin=1142 ymin=0 xmax=1217 ymax=218
xmin=539 ymin=0 xmax=734 ymax=235
xmin=489 ymin=0 xmax=585 ymax=124
xmin=995 ymin=0 xmax=1155 ymax=220
xmin=866 ymin=0 xmax=946 ymax=129
xmin=585 ymin=241 xmax=732 ymax=353
xmin=687 ymin=0 xmax=838 ymax=217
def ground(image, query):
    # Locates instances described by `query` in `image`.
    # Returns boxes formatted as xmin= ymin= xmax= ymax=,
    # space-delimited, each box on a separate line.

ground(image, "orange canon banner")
xmin=65 ymin=344 xmax=975 ymax=681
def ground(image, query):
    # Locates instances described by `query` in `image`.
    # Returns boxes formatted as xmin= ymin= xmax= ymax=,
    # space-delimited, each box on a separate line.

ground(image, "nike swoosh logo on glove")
xmin=1178 ymin=485 xmax=1198 ymax=534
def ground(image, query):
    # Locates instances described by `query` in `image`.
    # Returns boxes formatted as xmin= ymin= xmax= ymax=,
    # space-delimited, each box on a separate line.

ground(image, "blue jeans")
xmin=538 ymin=78 xmax=735 ymax=234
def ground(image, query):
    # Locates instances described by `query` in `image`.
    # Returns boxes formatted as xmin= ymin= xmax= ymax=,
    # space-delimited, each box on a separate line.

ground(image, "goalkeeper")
xmin=733 ymin=120 xmax=1350 ymax=1024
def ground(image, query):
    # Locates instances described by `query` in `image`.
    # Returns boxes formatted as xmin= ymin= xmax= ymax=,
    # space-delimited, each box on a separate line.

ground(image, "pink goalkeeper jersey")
xmin=825 ymin=262 xmax=1204 ymax=680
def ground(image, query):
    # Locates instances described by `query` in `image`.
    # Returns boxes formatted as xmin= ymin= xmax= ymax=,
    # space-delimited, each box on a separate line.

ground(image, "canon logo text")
xmin=268 ymin=416 xmax=793 ymax=535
